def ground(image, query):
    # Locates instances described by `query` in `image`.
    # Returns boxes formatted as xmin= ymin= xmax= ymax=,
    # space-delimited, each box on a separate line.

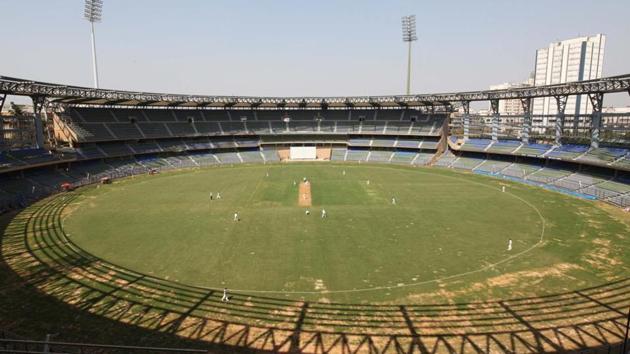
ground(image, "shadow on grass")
xmin=0 ymin=194 xmax=629 ymax=353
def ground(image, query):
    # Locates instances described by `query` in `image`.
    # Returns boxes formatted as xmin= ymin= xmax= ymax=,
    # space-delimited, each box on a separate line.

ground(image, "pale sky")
xmin=1 ymin=0 xmax=629 ymax=106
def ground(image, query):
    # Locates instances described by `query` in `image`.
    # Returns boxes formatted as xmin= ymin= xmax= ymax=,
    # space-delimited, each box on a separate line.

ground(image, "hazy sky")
xmin=1 ymin=0 xmax=629 ymax=105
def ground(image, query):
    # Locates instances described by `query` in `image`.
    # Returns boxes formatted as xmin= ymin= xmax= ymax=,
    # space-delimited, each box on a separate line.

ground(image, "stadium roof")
xmin=1 ymin=74 xmax=629 ymax=109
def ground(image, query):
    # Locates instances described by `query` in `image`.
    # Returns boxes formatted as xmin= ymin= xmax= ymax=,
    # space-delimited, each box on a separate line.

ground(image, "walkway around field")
xmin=1 ymin=195 xmax=629 ymax=353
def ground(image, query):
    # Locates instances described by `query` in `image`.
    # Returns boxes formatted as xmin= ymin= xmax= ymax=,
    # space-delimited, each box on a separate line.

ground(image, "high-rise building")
xmin=532 ymin=34 xmax=605 ymax=120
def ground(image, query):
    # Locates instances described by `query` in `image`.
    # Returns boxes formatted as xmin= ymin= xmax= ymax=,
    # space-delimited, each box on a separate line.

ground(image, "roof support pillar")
xmin=0 ymin=94 xmax=5 ymax=149
xmin=520 ymin=98 xmax=532 ymax=144
xmin=0 ymin=94 xmax=6 ymax=113
xmin=490 ymin=99 xmax=500 ymax=141
xmin=461 ymin=101 xmax=470 ymax=141
xmin=554 ymin=95 xmax=568 ymax=146
xmin=30 ymin=95 xmax=46 ymax=149
xmin=588 ymin=92 xmax=604 ymax=149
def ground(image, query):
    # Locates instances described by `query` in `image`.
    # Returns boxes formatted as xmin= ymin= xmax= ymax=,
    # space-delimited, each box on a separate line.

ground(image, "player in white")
xmin=391 ymin=197 xmax=396 ymax=205
xmin=321 ymin=209 xmax=327 ymax=218
xmin=305 ymin=210 xmax=310 ymax=215
xmin=366 ymin=180 xmax=370 ymax=185
xmin=233 ymin=212 xmax=239 ymax=222
xmin=502 ymin=186 xmax=506 ymax=193
xmin=217 ymin=192 xmax=222 ymax=199
xmin=221 ymin=288 xmax=229 ymax=302
xmin=209 ymin=192 xmax=213 ymax=200
xmin=342 ymin=170 xmax=346 ymax=176
xmin=507 ymin=239 xmax=513 ymax=251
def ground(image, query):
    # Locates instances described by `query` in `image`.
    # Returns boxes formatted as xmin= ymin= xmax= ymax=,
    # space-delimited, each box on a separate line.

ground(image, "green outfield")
xmin=58 ymin=163 xmax=630 ymax=303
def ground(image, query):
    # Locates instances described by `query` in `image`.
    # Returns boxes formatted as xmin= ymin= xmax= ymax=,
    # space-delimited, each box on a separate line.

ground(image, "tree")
xmin=9 ymin=102 xmax=23 ymax=115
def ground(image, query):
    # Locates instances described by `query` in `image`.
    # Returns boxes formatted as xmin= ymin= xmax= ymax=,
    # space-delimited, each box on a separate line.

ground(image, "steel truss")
xmin=1 ymin=74 xmax=629 ymax=109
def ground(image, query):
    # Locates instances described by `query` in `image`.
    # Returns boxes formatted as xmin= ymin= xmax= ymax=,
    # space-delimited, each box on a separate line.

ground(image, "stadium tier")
xmin=57 ymin=108 xmax=446 ymax=142
xmin=2 ymin=104 xmax=630 ymax=212
xmin=450 ymin=138 xmax=630 ymax=171
xmin=439 ymin=152 xmax=630 ymax=207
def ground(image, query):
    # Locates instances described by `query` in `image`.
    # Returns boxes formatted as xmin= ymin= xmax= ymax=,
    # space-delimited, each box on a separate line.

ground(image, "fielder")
xmin=391 ymin=197 xmax=396 ymax=205
xmin=502 ymin=186 xmax=506 ymax=193
xmin=221 ymin=288 xmax=230 ymax=302
xmin=321 ymin=209 xmax=327 ymax=218
xmin=209 ymin=192 xmax=213 ymax=200
xmin=507 ymin=239 xmax=513 ymax=251
xmin=233 ymin=212 xmax=239 ymax=222
xmin=305 ymin=210 xmax=310 ymax=215
xmin=217 ymin=192 xmax=222 ymax=199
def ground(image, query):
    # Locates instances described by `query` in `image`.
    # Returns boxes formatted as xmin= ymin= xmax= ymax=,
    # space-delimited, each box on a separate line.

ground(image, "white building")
xmin=532 ymin=34 xmax=605 ymax=120
xmin=602 ymin=107 xmax=630 ymax=114
xmin=489 ymin=76 xmax=534 ymax=115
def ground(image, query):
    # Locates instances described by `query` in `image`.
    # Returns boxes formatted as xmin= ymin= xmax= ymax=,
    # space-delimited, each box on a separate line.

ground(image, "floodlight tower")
xmin=401 ymin=15 xmax=418 ymax=95
xmin=84 ymin=0 xmax=103 ymax=89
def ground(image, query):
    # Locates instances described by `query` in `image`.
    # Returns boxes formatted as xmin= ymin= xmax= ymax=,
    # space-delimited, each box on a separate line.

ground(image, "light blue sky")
xmin=1 ymin=0 xmax=629 ymax=105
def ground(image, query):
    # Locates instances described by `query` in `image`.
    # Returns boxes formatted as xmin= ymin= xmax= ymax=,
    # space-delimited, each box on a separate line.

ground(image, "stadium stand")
xmin=396 ymin=138 xmax=423 ymax=148
xmin=577 ymin=147 xmax=629 ymax=164
xmin=435 ymin=150 xmax=630 ymax=207
xmin=514 ymin=143 xmax=553 ymax=157
xmin=411 ymin=152 xmax=435 ymax=165
xmin=97 ymin=142 xmax=134 ymax=157
xmin=193 ymin=121 xmax=221 ymax=135
xmin=390 ymin=150 xmax=417 ymax=164
xmin=474 ymin=159 xmax=513 ymax=174
xmin=433 ymin=150 xmax=458 ymax=167
xmin=371 ymin=137 xmax=397 ymax=148
xmin=106 ymin=123 xmax=144 ymax=140
xmin=2 ymin=104 xmax=630 ymax=216
xmin=345 ymin=148 xmax=369 ymax=162
xmin=330 ymin=147 xmax=347 ymax=161
xmin=367 ymin=150 xmax=393 ymax=163
xmin=486 ymin=140 xmax=521 ymax=154
xmin=459 ymin=138 xmax=491 ymax=152
xmin=239 ymin=149 xmax=265 ymax=163
xmin=546 ymin=144 xmax=589 ymax=160
xmin=260 ymin=148 xmax=279 ymax=162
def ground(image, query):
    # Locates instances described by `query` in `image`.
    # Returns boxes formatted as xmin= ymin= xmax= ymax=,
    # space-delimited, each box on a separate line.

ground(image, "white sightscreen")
xmin=290 ymin=146 xmax=317 ymax=159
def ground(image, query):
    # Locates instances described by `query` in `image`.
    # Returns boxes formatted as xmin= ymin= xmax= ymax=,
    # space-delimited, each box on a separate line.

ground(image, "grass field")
xmin=59 ymin=163 xmax=630 ymax=304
